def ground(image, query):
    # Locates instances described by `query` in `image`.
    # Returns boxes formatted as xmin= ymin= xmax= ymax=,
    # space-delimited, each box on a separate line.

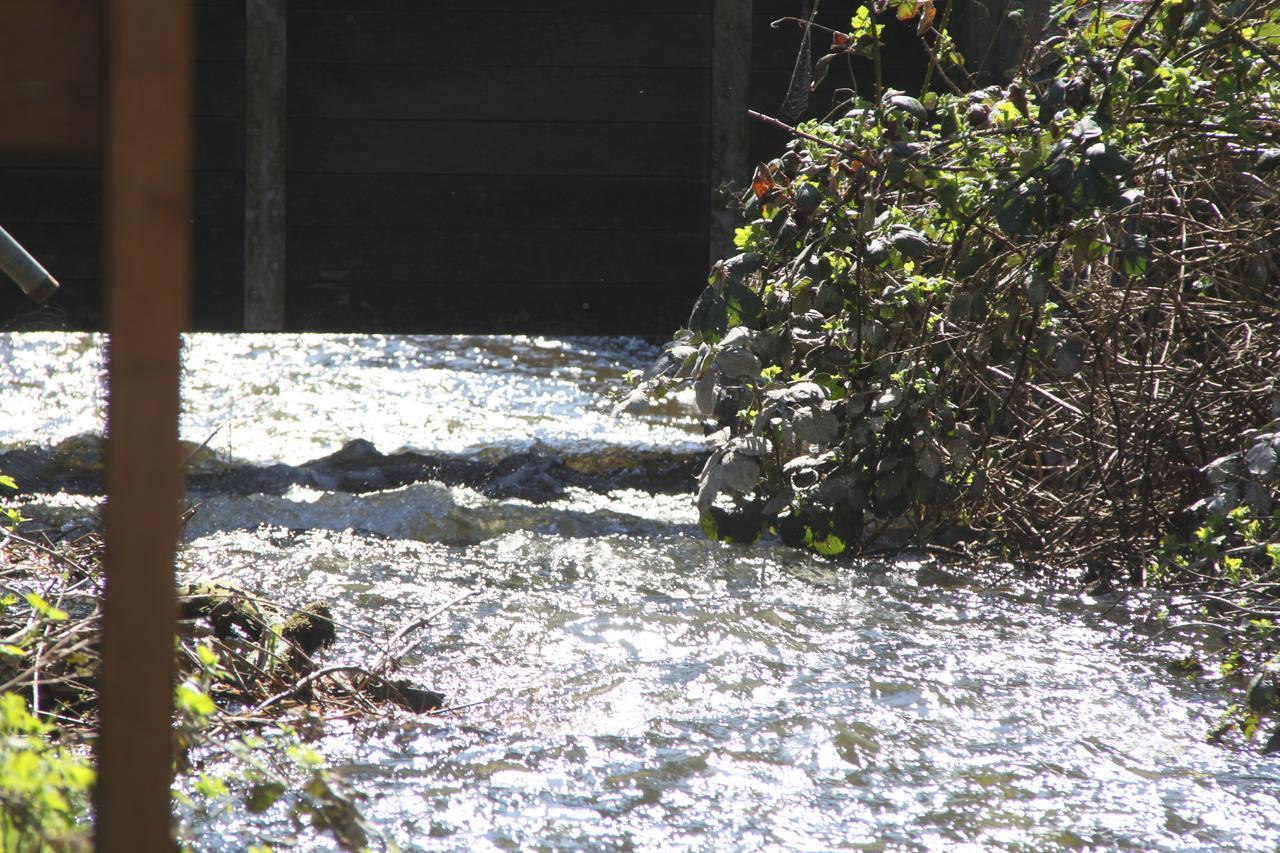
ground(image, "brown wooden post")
xmin=710 ymin=0 xmax=752 ymax=267
xmin=244 ymin=0 xmax=287 ymax=331
xmin=96 ymin=0 xmax=190 ymax=849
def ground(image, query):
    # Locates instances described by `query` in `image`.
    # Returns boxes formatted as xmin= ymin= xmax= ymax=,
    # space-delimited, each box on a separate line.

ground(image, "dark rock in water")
xmin=370 ymin=679 xmax=446 ymax=713
xmin=3 ymin=435 xmax=703 ymax=503
xmin=281 ymin=601 xmax=338 ymax=672
xmin=480 ymin=452 xmax=573 ymax=501
xmin=179 ymin=582 xmax=270 ymax=642
xmin=0 ymin=434 xmax=106 ymax=494
xmin=308 ymin=439 xmax=395 ymax=492
xmin=1265 ymin=723 xmax=1280 ymax=755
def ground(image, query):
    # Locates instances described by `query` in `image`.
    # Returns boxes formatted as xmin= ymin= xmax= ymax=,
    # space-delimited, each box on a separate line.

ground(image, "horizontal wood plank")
xmin=0 ymin=222 xmax=240 ymax=283
xmin=0 ymin=119 xmax=242 ymax=170
xmin=289 ymin=11 xmax=709 ymax=67
xmin=288 ymin=173 xmax=708 ymax=231
xmin=0 ymin=0 xmax=945 ymax=337
xmin=196 ymin=61 xmax=244 ymax=118
xmin=289 ymin=64 xmax=708 ymax=122
xmin=288 ymin=1 xmax=706 ymax=12
xmin=194 ymin=118 xmax=244 ymax=170
xmin=0 ymin=170 xmax=102 ymax=224
xmin=287 ymin=280 xmax=702 ymax=335
xmin=0 ymin=170 xmax=242 ymax=225
xmin=287 ymin=227 xmax=708 ymax=284
xmin=195 ymin=5 xmax=245 ymax=62
xmin=287 ymin=119 xmax=707 ymax=176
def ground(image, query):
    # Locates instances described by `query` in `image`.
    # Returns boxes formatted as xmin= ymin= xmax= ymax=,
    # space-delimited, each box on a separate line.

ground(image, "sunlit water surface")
xmin=2 ymin=333 xmax=1278 ymax=851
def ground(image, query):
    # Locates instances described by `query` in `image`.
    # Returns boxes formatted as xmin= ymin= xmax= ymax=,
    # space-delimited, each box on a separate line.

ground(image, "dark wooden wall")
xmin=283 ymin=0 xmax=711 ymax=334
xmin=0 ymin=1 xmax=245 ymax=330
xmin=0 ymin=1 xmax=931 ymax=336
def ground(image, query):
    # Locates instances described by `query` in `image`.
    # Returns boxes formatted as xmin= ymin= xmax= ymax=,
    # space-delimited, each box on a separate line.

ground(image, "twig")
xmin=370 ymin=589 xmax=478 ymax=676
xmin=746 ymin=110 xmax=865 ymax=162
xmin=428 ymin=697 xmax=495 ymax=716
xmin=1 ymin=530 xmax=98 ymax=577
xmin=985 ymin=365 xmax=1085 ymax=417
xmin=253 ymin=665 xmax=378 ymax=714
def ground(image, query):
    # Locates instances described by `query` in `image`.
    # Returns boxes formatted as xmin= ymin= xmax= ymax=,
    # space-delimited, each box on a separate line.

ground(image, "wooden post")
xmin=96 ymin=0 xmax=190 ymax=849
xmin=709 ymin=0 xmax=752 ymax=267
xmin=244 ymin=0 xmax=287 ymax=331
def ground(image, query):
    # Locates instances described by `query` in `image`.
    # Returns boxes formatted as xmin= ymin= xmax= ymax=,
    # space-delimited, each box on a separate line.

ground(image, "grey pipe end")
xmin=25 ymin=274 xmax=59 ymax=303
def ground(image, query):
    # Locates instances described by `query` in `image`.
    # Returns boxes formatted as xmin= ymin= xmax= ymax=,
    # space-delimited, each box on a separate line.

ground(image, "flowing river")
xmin=2 ymin=332 xmax=1278 ymax=850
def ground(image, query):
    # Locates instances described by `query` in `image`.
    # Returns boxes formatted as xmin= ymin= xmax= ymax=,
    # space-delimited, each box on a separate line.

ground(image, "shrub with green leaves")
xmin=0 ymin=692 xmax=93 ymax=851
xmin=626 ymin=0 xmax=1280 ymax=575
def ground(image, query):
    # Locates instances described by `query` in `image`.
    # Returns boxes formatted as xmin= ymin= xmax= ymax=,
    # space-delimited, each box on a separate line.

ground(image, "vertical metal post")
xmin=709 ymin=0 xmax=752 ymax=266
xmin=244 ymin=0 xmax=287 ymax=331
xmin=96 ymin=0 xmax=190 ymax=848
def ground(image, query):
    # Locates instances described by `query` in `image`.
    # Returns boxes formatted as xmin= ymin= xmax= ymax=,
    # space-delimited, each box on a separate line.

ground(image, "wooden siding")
xmin=281 ymin=1 xmax=711 ymax=333
xmin=0 ymin=1 xmax=246 ymax=330
xmin=0 ymin=1 xmax=936 ymax=335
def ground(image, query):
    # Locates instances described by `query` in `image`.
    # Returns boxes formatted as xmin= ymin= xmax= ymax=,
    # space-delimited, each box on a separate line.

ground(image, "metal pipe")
xmin=0 ymin=224 xmax=59 ymax=302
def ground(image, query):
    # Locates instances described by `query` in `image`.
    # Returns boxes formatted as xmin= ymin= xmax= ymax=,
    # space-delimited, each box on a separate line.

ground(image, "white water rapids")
xmin=2 ymin=332 xmax=1278 ymax=851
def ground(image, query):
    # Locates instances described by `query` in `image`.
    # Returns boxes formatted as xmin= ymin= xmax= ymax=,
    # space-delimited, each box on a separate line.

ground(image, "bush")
xmin=625 ymin=0 xmax=1280 ymax=580
xmin=0 ymin=692 xmax=94 ymax=851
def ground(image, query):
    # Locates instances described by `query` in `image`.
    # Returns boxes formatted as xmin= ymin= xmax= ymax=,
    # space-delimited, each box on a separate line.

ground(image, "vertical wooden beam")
xmin=96 ymin=0 xmax=190 ymax=849
xmin=709 ymin=0 xmax=753 ymax=267
xmin=244 ymin=0 xmax=286 ymax=330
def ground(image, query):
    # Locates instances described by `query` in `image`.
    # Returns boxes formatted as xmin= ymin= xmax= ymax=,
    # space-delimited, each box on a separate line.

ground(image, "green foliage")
xmin=0 ymin=479 xmax=380 ymax=849
xmin=176 ymin=730 xmax=376 ymax=852
xmin=1 ymin=473 xmax=23 ymax=529
xmin=626 ymin=0 xmax=1280 ymax=573
xmin=0 ymin=692 xmax=93 ymax=851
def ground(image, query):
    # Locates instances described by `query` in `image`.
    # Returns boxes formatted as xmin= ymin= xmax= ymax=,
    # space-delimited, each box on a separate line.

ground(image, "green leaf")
xmin=699 ymin=506 xmax=762 ymax=545
xmin=884 ymin=92 xmax=928 ymax=123
xmin=689 ymin=287 xmax=728 ymax=342
xmin=1071 ymin=115 xmax=1103 ymax=142
xmin=196 ymin=643 xmax=220 ymax=669
xmin=1038 ymin=79 xmax=1066 ymax=122
xmin=724 ymin=279 xmax=764 ymax=328
xmin=1044 ymin=157 xmax=1074 ymax=193
xmin=0 ymin=692 xmax=49 ymax=735
xmin=0 ymin=475 xmax=16 ymax=490
xmin=246 ymin=781 xmax=286 ymax=813
xmin=194 ymin=773 xmax=230 ymax=800
xmin=176 ymin=682 xmax=217 ymax=719
xmin=1247 ymin=671 xmax=1279 ymax=713
xmin=1116 ymin=234 xmax=1151 ymax=276
xmin=888 ymin=226 xmax=931 ymax=259
xmin=1085 ymin=142 xmax=1133 ymax=178
xmin=804 ymin=527 xmax=847 ymax=556
xmin=1266 ymin=723 xmax=1280 ymax=755
xmin=996 ymin=192 xmax=1030 ymax=235
xmin=722 ymin=252 xmax=765 ymax=285
xmin=25 ymin=592 xmax=68 ymax=622
xmin=793 ymin=183 xmax=823 ymax=214
xmin=288 ymin=744 xmax=326 ymax=770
